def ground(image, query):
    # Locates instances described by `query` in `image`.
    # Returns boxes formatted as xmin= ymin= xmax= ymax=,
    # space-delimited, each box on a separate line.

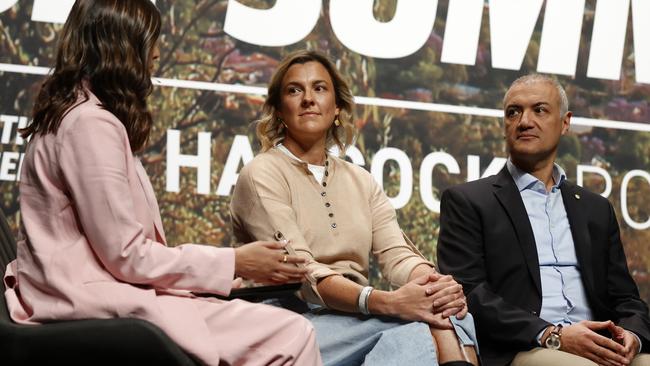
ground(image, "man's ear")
xmin=561 ymin=111 xmax=572 ymax=135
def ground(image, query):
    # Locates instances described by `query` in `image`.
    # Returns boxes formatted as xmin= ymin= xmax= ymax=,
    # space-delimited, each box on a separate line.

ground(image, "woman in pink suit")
xmin=2 ymin=1 xmax=322 ymax=365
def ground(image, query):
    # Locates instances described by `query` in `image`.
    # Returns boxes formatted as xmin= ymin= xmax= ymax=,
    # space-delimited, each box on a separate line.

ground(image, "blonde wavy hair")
xmin=256 ymin=50 xmax=356 ymax=154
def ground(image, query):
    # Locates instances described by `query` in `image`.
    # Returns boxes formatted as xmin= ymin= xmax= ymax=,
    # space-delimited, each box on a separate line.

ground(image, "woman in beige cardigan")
xmin=230 ymin=50 xmax=479 ymax=366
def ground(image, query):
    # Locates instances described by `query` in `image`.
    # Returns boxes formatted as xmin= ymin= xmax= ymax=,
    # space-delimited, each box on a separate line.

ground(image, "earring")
xmin=334 ymin=117 xmax=341 ymax=127
xmin=277 ymin=117 xmax=288 ymax=130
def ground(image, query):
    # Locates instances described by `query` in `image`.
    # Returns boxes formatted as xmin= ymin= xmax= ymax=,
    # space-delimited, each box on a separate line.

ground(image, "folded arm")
xmin=437 ymin=187 xmax=550 ymax=346
xmin=59 ymin=110 xmax=234 ymax=294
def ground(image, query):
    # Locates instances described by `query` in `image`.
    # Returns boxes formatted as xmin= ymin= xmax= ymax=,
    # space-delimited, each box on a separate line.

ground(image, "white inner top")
xmin=276 ymin=144 xmax=326 ymax=184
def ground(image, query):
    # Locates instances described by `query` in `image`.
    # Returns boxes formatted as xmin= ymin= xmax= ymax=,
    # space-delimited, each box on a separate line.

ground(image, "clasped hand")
xmin=560 ymin=320 xmax=639 ymax=366
xmin=390 ymin=272 xmax=467 ymax=329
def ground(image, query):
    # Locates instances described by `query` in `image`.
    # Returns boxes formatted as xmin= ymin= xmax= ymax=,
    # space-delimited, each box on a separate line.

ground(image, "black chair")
xmin=0 ymin=210 xmax=199 ymax=366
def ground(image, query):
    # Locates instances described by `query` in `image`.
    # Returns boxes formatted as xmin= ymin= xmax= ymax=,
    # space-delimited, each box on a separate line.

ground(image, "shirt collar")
xmin=275 ymin=143 xmax=303 ymax=163
xmin=273 ymin=144 xmax=336 ymax=180
xmin=506 ymin=159 xmax=567 ymax=193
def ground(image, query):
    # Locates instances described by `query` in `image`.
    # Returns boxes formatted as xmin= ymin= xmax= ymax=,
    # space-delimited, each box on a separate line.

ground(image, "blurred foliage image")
xmin=0 ymin=0 xmax=649 ymax=302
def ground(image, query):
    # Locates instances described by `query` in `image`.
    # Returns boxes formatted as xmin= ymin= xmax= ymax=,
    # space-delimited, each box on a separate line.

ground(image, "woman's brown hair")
xmin=256 ymin=50 xmax=356 ymax=153
xmin=22 ymin=0 xmax=161 ymax=153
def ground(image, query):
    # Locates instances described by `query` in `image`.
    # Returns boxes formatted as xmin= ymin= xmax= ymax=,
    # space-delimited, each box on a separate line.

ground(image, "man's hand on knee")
xmin=592 ymin=322 xmax=639 ymax=364
xmin=561 ymin=320 xmax=629 ymax=366
xmin=619 ymin=329 xmax=640 ymax=363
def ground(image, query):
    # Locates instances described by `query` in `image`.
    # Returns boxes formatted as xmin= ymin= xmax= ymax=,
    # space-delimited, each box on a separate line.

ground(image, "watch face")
xmin=545 ymin=334 xmax=561 ymax=350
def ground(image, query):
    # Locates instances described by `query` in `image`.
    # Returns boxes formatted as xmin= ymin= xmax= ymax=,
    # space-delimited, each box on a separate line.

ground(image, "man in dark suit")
xmin=437 ymin=74 xmax=650 ymax=366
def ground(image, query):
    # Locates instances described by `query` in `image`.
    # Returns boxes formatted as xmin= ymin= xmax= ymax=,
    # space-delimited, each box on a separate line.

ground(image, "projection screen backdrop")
xmin=1 ymin=0 xmax=649 ymax=302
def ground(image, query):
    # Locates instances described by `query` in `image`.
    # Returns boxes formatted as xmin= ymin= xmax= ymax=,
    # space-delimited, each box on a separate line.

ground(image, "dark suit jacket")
xmin=437 ymin=167 xmax=650 ymax=366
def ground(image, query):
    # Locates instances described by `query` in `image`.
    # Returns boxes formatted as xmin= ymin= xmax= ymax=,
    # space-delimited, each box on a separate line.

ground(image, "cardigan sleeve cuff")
xmin=389 ymin=257 xmax=435 ymax=287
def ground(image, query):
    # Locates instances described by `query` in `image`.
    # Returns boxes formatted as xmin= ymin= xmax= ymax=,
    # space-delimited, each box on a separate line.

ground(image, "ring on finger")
xmin=282 ymin=255 xmax=288 ymax=263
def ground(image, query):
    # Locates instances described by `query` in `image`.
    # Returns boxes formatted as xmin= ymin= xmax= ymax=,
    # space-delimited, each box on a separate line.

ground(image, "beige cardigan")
xmin=230 ymin=147 xmax=433 ymax=305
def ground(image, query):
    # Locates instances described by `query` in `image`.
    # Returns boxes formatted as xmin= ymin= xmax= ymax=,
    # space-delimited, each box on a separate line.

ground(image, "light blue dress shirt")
xmin=506 ymin=161 xmax=593 ymax=327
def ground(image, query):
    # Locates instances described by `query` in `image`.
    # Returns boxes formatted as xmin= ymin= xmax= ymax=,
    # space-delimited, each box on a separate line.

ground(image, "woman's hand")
xmin=231 ymin=277 xmax=243 ymax=289
xmin=383 ymin=273 xmax=454 ymax=329
xmin=425 ymin=274 xmax=467 ymax=319
xmin=234 ymin=241 xmax=308 ymax=284
xmin=408 ymin=266 xmax=467 ymax=319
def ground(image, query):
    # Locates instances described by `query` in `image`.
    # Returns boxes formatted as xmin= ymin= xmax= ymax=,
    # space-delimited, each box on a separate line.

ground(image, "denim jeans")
xmin=267 ymin=297 xmax=479 ymax=366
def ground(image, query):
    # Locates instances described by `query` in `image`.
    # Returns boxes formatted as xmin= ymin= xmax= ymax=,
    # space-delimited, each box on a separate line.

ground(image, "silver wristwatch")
xmin=544 ymin=324 xmax=563 ymax=350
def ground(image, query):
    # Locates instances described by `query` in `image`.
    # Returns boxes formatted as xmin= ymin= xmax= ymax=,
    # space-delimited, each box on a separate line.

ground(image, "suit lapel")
xmin=493 ymin=167 xmax=542 ymax=296
xmin=560 ymin=181 xmax=595 ymax=294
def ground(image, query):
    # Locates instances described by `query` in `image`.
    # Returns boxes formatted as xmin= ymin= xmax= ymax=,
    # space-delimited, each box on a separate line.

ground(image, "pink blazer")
xmin=3 ymin=90 xmax=235 ymax=323
xmin=3 ymin=90 xmax=323 ymax=366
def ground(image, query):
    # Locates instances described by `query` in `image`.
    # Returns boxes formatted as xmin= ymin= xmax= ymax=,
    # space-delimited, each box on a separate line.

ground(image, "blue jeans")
xmin=267 ymin=297 xmax=479 ymax=366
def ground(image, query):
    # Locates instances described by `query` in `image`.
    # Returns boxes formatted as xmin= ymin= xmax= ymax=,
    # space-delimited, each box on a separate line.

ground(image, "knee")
xmin=284 ymin=311 xmax=316 ymax=340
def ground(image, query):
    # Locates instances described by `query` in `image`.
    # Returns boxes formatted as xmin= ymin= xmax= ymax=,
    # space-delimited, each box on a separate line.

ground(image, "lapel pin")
xmin=574 ymin=193 xmax=581 ymax=200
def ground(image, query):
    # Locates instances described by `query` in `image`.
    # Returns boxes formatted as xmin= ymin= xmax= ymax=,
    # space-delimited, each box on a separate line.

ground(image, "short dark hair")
xmin=504 ymin=74 xmax=569 ymax=117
